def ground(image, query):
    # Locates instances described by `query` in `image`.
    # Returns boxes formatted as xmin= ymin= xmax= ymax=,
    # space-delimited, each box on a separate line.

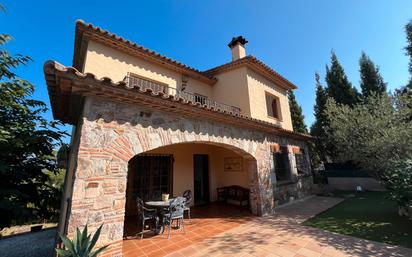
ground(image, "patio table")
xmin=145 ymin=199 xmax=173 ymax=234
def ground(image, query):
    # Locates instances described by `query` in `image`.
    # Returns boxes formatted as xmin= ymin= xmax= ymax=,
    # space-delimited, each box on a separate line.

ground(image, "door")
xmin=126 ymin=154 xmax=173 ymax=215
xmin=193 ymin=154 xmax=209 ymax=206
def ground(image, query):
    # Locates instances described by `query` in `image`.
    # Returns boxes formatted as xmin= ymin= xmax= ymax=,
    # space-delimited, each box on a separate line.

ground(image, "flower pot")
xmin=162 ymin=194 xmax=169 ymax=202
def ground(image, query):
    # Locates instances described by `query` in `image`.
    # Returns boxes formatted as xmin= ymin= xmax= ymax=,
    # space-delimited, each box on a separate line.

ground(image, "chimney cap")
xmin=228 ymin=36 xmax=248 ymax=48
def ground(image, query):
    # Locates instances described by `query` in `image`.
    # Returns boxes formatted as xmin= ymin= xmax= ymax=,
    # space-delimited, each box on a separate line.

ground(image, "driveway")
xmin=166 ymin=196 xmax=412 ymax=257
xmin=0 ymin=228 xmax=56 ymax=257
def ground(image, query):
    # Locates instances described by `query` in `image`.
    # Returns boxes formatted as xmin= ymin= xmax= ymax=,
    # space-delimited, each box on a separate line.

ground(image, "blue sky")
xmin=2 ymin=1 xmax=412 ymax=139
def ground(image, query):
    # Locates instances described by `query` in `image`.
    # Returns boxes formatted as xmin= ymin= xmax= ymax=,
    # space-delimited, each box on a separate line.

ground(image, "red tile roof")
xmin=73 ymin=20 xmax=297 ymax=90
xmin=73 ymin=20 xmax=217 ymax=85
xmin=203 ymin=55 xmax=297 ymax=90
xmin=44 ymin=60 xmax=311 ymax=141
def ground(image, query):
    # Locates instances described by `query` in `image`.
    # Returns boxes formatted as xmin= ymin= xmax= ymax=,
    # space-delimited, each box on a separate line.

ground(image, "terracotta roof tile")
xmin=73 ymin=20 xmax=217 ymax=85
xmin=203 ymin=55 xmax=297 ymax=90
xmin=44 ymin=60 xmax=311 ymax=141
xmin=73 ymin=20 xmax=297 ymax=90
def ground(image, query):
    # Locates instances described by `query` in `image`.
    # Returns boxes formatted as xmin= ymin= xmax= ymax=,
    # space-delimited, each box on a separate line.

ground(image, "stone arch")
xmin=123 ymin=140 xmax=261 ymax=212
xmin=68 ymin=97 xmax=275 ymax=253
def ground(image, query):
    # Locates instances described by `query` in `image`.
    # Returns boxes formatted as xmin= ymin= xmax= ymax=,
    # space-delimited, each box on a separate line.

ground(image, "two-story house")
xmin=44 ymin=20 xmax=312 ymax=256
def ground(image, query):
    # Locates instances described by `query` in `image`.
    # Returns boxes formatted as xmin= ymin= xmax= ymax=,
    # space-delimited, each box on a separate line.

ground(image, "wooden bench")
xmin=216 ymin=185 xmax=249 ymax=207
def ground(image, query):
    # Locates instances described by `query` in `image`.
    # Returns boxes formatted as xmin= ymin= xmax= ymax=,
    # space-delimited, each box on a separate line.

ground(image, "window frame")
xmin=273 ymin=146 xmax=292 ymax=183
xmin=265 ymin=92 xmax=282 ymax=121
xmin=295 ymin=148 xmax=309 ymax=175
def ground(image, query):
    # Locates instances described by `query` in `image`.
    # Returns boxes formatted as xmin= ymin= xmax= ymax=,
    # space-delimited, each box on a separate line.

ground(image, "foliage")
xmin=288 ymin=90 xmax=308 ymax=134
xmin=324 ymin=92 xmax=412 ymax=206
xmin=359 ymin=52 xmax=387 ymax=99
xmin=310 ymin=73 xmax=329 ymax=166
xmin=0 ymin=32 xmax=66 ymax=228
xmin=384 ymin=160 xmax=412 ymax=209
xmin=406 ymin=20 xmax=412 ymax=90
xmin=304 ymin=191 xmax=412 ymax=248
xmin=56 ymin=224 xmax=109 ymax=257
xmin=325 ymin=52 xmax=360 ymax=106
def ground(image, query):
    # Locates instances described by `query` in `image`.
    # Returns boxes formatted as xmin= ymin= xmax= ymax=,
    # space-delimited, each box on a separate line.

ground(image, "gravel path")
xmin=0 ymin=228 xmax=56 ymax=257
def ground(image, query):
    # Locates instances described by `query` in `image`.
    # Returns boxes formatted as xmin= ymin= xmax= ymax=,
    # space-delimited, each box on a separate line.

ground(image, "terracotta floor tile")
xmin=139 ymin=243 xmax=161 ymax=253
xmin=165 ymin=252 xmax=184 ymax=257
xmin=161 ymin=243 xmax=181 ymax=253
xmin=119 ymin=198 xmax=412 ymax=257
xmin=123 ymin=248 xmax=145 ymax=257
xmin=146 ymin=249 xmax=167 ymax=257
xmin=296 ymin=248 xmax=321 ymax=257
xmin=283 ymin=242 xmax=303 ymax=253
xmin=178 ymin=246 xmax=199 ymax=256
xmin=304 ymin=243 xmax=324 ymax=254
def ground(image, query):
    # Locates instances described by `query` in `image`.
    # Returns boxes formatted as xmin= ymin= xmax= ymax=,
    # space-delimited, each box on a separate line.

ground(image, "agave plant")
xmin=56 ymin=224 xmax=109 ymax=257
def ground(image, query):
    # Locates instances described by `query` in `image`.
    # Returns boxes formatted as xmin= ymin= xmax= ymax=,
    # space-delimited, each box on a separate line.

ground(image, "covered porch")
xmin=118 ymin=142 xmax=256 ymax=256
xmin=122 ymin=202 xmax=254 ymax=257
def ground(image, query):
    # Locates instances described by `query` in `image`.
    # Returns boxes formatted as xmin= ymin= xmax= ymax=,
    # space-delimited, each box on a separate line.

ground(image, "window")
xmin=128 ymin=154 xmax=173 ymax=201
xmin=295 ymin=149 xmax=309 ymax=175
xmin=194 ymin=94 xmax=207 ymax=105
xmin=266 ymin=93 xmax=281 ymax=120
xmin=273 ymin=146 xmax=291 ymax=182
xmin=272 ymin=99 xmax=279 ymax=118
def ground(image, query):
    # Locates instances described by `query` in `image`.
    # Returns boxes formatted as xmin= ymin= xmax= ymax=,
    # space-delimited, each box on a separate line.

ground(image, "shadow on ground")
xmin=0 ymin=228 xmax=56 ymax=257
xmin=198 ymin=197 xmax=412 ymax=257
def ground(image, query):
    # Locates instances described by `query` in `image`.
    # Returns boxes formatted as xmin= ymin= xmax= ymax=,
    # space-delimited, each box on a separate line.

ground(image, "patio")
xmin=117 ymin=197 xmax=412 ymax=257
xmin=121 ymin=202 xmax=254 ymax=257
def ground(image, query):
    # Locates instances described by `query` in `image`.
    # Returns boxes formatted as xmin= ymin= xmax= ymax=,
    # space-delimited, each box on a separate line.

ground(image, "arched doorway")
xmin=123 ymin=142 xmax=258 ymax=237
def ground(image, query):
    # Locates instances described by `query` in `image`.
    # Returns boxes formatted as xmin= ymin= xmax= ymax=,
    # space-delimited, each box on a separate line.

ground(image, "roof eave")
xmin=44 ymin=60 xmax=311 ymax=141
xmin=72 ymin=20 xmax=217 ymax=85
xmin=204 ymin=56 xmax=298 ymax=90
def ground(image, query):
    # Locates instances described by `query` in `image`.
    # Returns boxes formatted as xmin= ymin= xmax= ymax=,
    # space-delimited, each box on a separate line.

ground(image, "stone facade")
xmin=66 ymin=96 xmax=311 ymax=256
xmin=274 ymin=175 xmax=313 ymax=206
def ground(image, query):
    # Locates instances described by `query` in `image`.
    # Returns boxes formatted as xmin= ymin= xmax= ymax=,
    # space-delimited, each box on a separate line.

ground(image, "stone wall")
xmin=274 ymin=174 xmax=313 ymax=206
xmin=326 ymin=177 xmax=386 ymax=192
xmin=65 ymin=96 xmax=310 ymax=256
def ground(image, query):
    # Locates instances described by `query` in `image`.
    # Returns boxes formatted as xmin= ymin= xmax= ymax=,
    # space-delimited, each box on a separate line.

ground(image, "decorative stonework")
xmin=274 ymin=175 xmax=314 ymax=206
xmin=66 ymin=96 xmax=310 ymax=256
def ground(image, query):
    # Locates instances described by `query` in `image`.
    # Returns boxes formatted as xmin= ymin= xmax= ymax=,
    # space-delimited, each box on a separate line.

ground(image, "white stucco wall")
xmin=83 ymin=40 xmax=214 ymax=97
xmin=246 ymin=69 xmax=293 ymax=130
xmin=212 ymin=67 xmax=251 ymax=116
xmin=83 ymin=40 xmax=293 ymax=131
xmin=145 ymin=143 xmax=250 ymax=204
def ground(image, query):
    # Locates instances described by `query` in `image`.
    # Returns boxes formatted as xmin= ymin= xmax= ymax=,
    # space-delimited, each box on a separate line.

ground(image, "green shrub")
xmin=56 ymin=224 xmax=108 ymax=257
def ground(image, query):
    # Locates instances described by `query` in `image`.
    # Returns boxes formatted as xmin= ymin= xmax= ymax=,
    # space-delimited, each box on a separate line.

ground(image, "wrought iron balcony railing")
xmin=124 ymin=75 xmax=241 ymax=115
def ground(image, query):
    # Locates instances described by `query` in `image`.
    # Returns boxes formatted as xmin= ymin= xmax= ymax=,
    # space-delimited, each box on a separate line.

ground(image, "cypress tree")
xmin=288 ymin=90 xmax=308 ymax=134
xmin=359 ymin=52 xmax=387 ymax=98
xmin=405 ymin=20 xmax=412 ymax=90
xmin=325 ymin=52 xmax=360 ymax=105
xmin=310 ymin=73 xmax=329 ymax=164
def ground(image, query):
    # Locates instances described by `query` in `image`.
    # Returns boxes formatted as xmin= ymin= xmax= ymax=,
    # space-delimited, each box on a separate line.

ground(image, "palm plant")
xmin=56 ymin=224 xmax=108 ymax=257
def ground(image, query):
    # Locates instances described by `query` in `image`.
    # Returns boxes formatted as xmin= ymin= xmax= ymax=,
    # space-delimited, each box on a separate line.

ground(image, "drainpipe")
xmin=54 ymin=124 xmax=79 ymax=251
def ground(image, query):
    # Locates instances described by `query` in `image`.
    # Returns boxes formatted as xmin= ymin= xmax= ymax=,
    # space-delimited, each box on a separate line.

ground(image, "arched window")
xmin=266 ymin=93 xmax=281 ymax=119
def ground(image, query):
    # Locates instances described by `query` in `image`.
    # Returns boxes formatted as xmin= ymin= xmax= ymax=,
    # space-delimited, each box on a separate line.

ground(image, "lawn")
xmin=303 ymin=191 xmax=412 ymax=249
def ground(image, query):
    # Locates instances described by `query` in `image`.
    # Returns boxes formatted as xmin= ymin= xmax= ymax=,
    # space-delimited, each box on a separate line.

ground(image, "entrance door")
xmin=127 ymin=154 xmax=173 ymax=205
xmin=193 ymin=154 xmax=209 ymax=206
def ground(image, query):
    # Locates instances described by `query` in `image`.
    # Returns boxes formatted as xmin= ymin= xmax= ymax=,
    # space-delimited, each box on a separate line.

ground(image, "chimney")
xmin=228 ymin=36 xmax=248 ymax=61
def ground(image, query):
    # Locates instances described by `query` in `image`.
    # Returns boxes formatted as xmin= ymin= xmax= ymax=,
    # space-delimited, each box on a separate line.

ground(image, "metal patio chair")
xmin=182 ymin=190 xmax=193 ymax=224
xmin=163 ymin=196 xmax=186 ymax=239
xmin=136 ymin=197 xmax=158 ymax=239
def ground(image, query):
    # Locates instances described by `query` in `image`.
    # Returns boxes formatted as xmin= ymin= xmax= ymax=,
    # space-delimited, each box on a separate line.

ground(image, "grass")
xmin=304 ymin=191 xmax=412 ymax=249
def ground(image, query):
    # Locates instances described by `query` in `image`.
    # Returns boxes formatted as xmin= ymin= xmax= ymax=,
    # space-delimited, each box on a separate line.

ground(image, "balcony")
xmin=124 ymin=75 xmax=241 ymax=115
